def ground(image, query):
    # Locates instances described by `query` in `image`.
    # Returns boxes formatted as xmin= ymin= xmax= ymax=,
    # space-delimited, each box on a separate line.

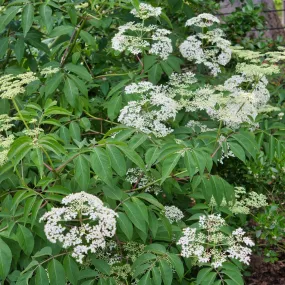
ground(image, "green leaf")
xmin=35 ymin=266 xmax=49 ymax=285
xmin=0 ymin=38 xmax=9 ymax=58
xmin=22 ymin=4 xmax=34 ymax=37
xmin=116 ymin=145 xmax=146 ymax=171
xmin=33 ymin=247 xmax=52 ymax=258
xmin=8 ymin=136 xmax=33 ymax=167
xmin=69 ymin=121 xmax=81 ymax=141
xmin=159 ymin=260 xmax=173 ymax=285
xmin=138 ymin=271 xmax=151 ymax=285
xmin=39 ymin=4 xmax=53 ymax=33
xmin=45 ymin=72 xmax=64 ymax=96
xmin=0 ymin=7 xmax=19 ymax=33
xmin=197 ymin=268 xmax=213 ymax=285
xmin=152 ymin=267 xmax=162 ymax=285
xmin=48 ymin=259 xmax=66 ymax=285
xmin=0 ymin=238 xmax=12 ymax=280
xmin=231 ymin=131 xmax=257 ymax=159
xmin=91 ymin=259 xmax=110 ymax=275
xmin=102 ymin=185 xmax=123 ymax=200
xmin=129 ymin=133 xmax=148 ymax=150
xmin=136 ymin=193 xmax=164 ymax=209
xmin=132 ymin=197 xmax=149 ymax=223
xmin=14 ymin=38 xmax=25 ymax=63
xmin=31 ymin=198 xmax=43 ymax=228
xmin=117 ymin=212 xmax=133 ymax=240
xmin=16 ymin=224 xmax=34 ymax=256
xmin=167 ymin=253 xmax=184 ymax=281
xmin=202 ymin=272 xmax=217 ymax=285
xmin=74 ymin=155 xmax=90 ymax=190
xmin=228 ymin=142 xmax=245 ymax=162
xmin=221 ymin=270 xmax=244 ymax=285
xmin=148 ymin=64 xmax=163 ymax=84
xmin=64 ymin=256 xmax=79 ymax=285
xmin=144 ymin=55 xmax=157 ymax=71
xmin=122 ymin=201 xmax=146 ymax=233
xmin=64 ymin=77 xmax=79 ymax=107
xmin=90 ymin=147 xmax=113 ymax=186
xmin=49 ymin=25 xmax=74 ymax=37
xmin=106 ymin=145 xmax=126 ymax=176
xmin=65 ymin=63 xmax=92 ymax=82
xmin=161 ymin=152 xmax=181 ymax=183
xmin=145 ymin=147 xmax=160 ymax=169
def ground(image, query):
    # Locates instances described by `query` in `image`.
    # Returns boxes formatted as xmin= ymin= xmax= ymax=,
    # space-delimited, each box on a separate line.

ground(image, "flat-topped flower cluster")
xmin=40 ymin=192 xmax=117 ymax=263
xmin=113 ymin=6 xmax=282 ymax=137
xmin=177 ymin=214 xmax=255 ymax=268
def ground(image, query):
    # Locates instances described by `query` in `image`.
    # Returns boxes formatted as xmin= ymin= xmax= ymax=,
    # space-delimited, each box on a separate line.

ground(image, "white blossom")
xmin=177 ymin=214 xmax=254 ymax=268
xmin=130 ymin=3 xmax=162 ymax=20
xmin=40 ymin=192 xmax=117 ymax=263
xmin=112 ymin=9 xmax=172 ymax=59
xmin=164 ymin=206 xmax=184 ymax=223
xmin=185 ymin=13 xmax=220 ymax=27
xmin=0 ymin=73 xmax=37 ymax=99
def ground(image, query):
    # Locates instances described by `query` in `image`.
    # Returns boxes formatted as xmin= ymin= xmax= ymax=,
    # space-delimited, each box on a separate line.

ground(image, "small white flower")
xmin=130 ymin=3 xmax=162 ymax=20
xmin=40 ymin=192 xmax=118 ymax=263
xmin=164 ymin=206 xmax=184 ymax=223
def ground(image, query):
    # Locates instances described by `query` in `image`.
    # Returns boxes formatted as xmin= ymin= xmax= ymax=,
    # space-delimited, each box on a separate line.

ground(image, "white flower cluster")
xmin=217 ymin=135 xmax=235 ymax=164
xmin=23 ymin=127 xmax=44 ymax=137
xmin=0 ymin=114 xmax=15 ymax=132
xmin=210 ymin=187 xmax=268 ymax=215
xmin=40 ymin=67 xmax=60 ymax=76
xmin=164 ymin=205 xmax=184 ymax=223
xmin=118 ymin=81 xmax=181 ymax=137
xmin=0 ymin=72 xmax=37 ymax=99
xmin=40 ymin=192 xmax=117 ymax=263
xmin=177 ymin=214 xmax=254 ymax=268
xmin=126 ymin=167 xmax=161 ymax=194
xmin=130 ymin=3 xmax=162 ymax=20
xmin=185 ymin=13 xmax=220 ymax=27
xmin=0 ymin=134 xmax=14 ymax=166
xmin=186 ymin=120 xmax=216 ymax=133
xmin=180 ymin=15 xmax=231 ymax=76
xmin=112 ymin=4 xmax=172 ymax=59
xmin=185 ymin=69 xmax=270 ymax=129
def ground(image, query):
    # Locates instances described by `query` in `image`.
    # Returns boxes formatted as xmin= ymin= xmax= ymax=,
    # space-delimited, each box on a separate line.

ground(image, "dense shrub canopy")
xmin=0 ymin=1 xmax=285 ymax=285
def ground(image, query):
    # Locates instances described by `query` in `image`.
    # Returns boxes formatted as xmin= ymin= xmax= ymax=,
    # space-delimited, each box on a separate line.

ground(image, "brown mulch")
xmin=246 ymin=255 xmax=285 ymax=285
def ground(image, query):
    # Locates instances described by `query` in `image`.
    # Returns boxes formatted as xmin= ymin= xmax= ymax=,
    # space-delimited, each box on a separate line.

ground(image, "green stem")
xmin=83 ymin=110 xmax=119 ymax=125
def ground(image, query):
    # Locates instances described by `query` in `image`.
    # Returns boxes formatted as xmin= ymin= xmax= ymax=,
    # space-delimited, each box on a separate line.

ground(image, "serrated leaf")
xmin=49 ymin=25 xmax=74 ymax=37
xmin=64 ymin=256 xmax=79 ymax=285
xmin=48 ymin=259 xmax=66 ymax=285
xmin=122 ymin=201 xmax=146 ymax=233
xmin=64 ymin=77 xmax=78 ymax=107
xmin=90 ymin=147 xmax=113 ymax=186
xmin=0 ymin=238 xmax=12 ymax=280
xmin=116 ymin=145 xmax=146 ymax=171
xmin=74 ymin=155 xmax=90 ymax=190
xmin=167 ymin=253 xmax=184 ymax=281
xmin=159 ymin=260 xmax=173 ymax=285
xmin=161 ymin=152 xmax=181 ymax=183
xmin=16 ymin=224 xmax=34 ymax=256
xmin=45 ymin=72 xmax=64 ymax=96
xmin=39 ymin=4 xmax=53 ymax=33
xmin=117 ymin=212 xmax=133 ymax=240
xmin=14 ymin=38 xmax=25 ymax=63
xmin=106 ymin=144 xmax=126 ymax=176
xmin=22 ymin=4 xmax=34 ymax=36
xmin=35 ymin=266 xmax=49 ymax=285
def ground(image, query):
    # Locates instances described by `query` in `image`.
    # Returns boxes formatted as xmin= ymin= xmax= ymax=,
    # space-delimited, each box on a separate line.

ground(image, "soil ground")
xmin=246 ymin=255 xmax=285 ymax=284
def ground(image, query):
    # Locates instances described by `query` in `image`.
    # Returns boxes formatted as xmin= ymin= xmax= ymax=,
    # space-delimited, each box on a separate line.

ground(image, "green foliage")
xmin=0 ymin=0 xmax=284 ymax=284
